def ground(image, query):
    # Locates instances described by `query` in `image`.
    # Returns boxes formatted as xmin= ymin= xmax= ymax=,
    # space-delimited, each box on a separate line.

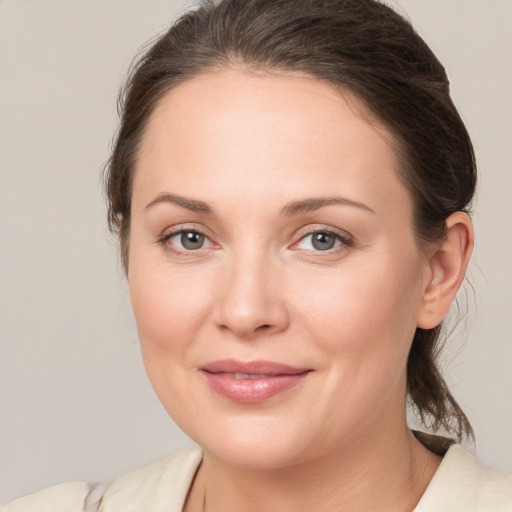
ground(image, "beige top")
xmin=3 ymin=444 xmax=512 ymax=511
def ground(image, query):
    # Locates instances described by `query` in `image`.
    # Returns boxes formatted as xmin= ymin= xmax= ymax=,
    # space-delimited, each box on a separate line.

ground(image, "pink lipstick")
xmin=200 ymin=359 xmax=311 ymax=403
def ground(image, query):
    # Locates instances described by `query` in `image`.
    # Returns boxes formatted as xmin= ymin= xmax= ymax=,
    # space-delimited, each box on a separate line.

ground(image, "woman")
xmin=3 ymin=0 xmax=511 ymax=510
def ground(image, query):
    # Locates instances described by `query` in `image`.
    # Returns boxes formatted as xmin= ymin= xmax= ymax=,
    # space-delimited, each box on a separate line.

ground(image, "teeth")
xmin=221 ymin=372 xmax=272 ymax=380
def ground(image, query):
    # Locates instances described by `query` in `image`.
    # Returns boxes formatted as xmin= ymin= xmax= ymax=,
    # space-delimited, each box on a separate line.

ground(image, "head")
xmin=105 ymin=0 xmax=476 ymax=456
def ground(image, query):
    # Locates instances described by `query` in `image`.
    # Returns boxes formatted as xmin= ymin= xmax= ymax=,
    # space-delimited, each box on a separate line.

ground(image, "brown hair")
xmin=105 ymin=0 xmax=476 ymax=441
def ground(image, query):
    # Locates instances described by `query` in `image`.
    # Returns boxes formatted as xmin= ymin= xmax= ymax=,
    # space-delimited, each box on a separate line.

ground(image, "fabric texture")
xmin=1 ymin=482 xmax=91 ymax=512
xmin=84 ymin=483 xmax=111 ymax=512
xmin=2 ymin=444 xmax=511 ymax=511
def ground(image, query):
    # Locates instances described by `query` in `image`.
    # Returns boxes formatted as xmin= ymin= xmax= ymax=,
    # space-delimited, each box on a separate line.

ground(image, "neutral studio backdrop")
xmin=1 ymin=0 xmax=511 ymax=504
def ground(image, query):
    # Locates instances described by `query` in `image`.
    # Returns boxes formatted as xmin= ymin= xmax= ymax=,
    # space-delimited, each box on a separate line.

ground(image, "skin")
xmin=128 ymin=69 xmax=473 ymax=511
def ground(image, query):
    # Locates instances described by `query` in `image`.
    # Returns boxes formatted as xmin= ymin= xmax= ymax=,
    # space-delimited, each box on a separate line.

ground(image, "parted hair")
xmin=105 ymin=0 xmax=476 ymax=441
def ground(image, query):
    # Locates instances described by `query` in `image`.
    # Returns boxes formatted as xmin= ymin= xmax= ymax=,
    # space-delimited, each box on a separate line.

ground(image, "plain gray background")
xmin=1 ymin=0 xmax=511 ymax=504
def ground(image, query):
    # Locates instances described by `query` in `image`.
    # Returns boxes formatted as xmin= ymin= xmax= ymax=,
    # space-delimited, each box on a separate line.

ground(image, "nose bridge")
xmin=215 ymin=242 xmax=288 ymax=339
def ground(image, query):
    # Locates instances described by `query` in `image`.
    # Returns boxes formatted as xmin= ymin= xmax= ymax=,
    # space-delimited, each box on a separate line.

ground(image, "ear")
xmin=416 ymin=212 xmax=474 ymax=329
xmin=114 ymin=212 xmax=123 ymax=231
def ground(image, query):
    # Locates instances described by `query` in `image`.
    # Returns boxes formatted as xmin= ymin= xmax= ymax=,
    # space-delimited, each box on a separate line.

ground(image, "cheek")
xmin=128 ymin=262 xmax=217 ymax=424
xmin=128 ymin=258 xmax=213 ymax=365
xmin=294 ymin=255 xmax=423 ymax=368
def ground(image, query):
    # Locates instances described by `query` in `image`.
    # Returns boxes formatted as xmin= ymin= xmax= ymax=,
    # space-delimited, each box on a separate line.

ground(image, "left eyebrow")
xmin=281 ymin=196 xmax=375 ymax=216
xmin=145 ymin=193 xmax=213 ymax=214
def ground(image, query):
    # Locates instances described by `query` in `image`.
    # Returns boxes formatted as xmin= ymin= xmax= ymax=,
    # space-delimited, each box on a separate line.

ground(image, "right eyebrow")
xmin=281 ymin=196 xmax=375 ymax=216
xmin=144 ymin=193 xmax=213 ymax=214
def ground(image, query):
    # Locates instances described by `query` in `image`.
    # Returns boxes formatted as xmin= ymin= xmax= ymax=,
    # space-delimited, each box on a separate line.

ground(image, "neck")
xmin=185 ymin=422 xmax=441 ymax=512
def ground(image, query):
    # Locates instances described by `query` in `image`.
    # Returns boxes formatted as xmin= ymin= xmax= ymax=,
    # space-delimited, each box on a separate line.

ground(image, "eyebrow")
xmin=145 ymin=193 xmax=374 ymax=216
xmin=281 ymin=196 xmax=375 ymax=216
xmin=145 ymin=193 xmax=213 ymax=214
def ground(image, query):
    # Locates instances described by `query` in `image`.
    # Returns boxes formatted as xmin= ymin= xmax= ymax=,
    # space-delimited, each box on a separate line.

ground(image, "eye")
xmin=176 ymin=230 xmax=205 ymax=250
xmin=294 ymin=230 xmax=352 ymax=252
xmin=161 ymin=229 xmax=215 ymax=252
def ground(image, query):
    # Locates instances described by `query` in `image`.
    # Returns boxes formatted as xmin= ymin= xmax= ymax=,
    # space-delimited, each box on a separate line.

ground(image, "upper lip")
xmin=201 ymin=359 xmax=310 ymax=376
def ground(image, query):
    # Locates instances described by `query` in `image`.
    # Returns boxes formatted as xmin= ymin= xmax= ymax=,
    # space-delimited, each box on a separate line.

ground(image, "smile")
xmin=200 ymin=360 xmax=311 ymax=403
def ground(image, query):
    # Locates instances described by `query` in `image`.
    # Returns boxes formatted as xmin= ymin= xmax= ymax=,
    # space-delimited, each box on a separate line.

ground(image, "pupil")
xmin=181 ymin=231 xmax=204 ymax=250
xmin=312 ymin=232 xmax=335 ymax=250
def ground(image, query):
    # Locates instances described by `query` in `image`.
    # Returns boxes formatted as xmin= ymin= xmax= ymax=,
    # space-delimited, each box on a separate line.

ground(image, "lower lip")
xmin=201 ymin=371 xmax=310 ymax=403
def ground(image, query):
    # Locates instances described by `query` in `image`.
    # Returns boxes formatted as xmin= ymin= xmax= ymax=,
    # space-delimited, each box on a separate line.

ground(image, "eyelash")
xmin=291 ymin=228 xmax=354 ymax=253
xmin=156 ymin=226 xmax=354 ymax=255
xmin=156 ymin=226 xmax=216 ymax=256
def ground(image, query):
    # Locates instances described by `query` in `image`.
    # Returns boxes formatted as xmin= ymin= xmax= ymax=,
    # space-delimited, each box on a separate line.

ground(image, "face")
xmin=128 ymin=69 xmax=432 ymax=468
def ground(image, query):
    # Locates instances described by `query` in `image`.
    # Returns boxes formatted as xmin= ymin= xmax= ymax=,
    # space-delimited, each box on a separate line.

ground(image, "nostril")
xmin=256 ymin=324 xmax=272 ymax=331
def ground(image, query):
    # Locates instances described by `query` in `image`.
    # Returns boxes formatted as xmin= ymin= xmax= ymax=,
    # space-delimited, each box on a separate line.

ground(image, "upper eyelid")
xmin=159 ymin=223 xmax=213 ymax=239
xmin=293 ymin=224 xmax=353 ymax=241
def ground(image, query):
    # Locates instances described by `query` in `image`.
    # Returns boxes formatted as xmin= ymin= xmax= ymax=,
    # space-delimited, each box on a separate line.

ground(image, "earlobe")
xmin=417 ymin=212 xmax=474 ymax=329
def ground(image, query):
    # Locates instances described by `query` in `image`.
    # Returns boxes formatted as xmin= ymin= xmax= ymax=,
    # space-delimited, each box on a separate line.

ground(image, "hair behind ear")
xmin=408 ymin=325 xmax=474 ymax=441
xmin=408 ymin=212 xmax=474 ymax=441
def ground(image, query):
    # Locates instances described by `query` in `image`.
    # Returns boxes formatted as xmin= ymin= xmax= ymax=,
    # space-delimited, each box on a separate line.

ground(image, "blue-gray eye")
xmin=311 ymin=232 xmax=337 ymax=250
xmin=294 ymin=230 xmax=346 ymax=251
xmin=180 ymin=231 xmax=205 ymax=250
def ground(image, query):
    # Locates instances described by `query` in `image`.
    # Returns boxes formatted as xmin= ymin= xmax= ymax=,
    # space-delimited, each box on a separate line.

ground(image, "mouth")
xmin=200 ymin=359 xmax=312 ymax=403
xmin=212 ymin=372 xmax=285 ymax=380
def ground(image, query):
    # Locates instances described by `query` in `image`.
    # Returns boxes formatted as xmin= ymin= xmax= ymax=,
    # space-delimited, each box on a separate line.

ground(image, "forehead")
xmin=133 ymin=68 xmax=412 ymax=218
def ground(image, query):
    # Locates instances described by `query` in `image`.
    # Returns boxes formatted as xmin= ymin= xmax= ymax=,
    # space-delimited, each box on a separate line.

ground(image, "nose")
xmin=213 ymin=251 xmax=290 ymax=340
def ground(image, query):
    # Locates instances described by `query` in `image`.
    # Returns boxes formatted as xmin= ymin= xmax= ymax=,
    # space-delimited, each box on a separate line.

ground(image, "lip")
xmin=200 ymin=359 xmax=311 ymax=403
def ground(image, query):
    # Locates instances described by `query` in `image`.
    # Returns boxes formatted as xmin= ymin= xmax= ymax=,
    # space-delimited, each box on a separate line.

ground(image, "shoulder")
xmin=1 ymin=482 xmax=90 ymax=512
xmin=101 ymin=445 xmax=202 ymax=511
xmin=2 ymin=446 xmax=203 ymax=512
xmin=415 ymin=444 xmax=512 ymax=512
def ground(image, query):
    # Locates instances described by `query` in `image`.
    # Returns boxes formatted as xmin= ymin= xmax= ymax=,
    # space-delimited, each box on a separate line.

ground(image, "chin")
xmin=207 ymin=437 xmax=304 ymax=469
xmin=183 ymin=414 xmax=313 ymax=469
